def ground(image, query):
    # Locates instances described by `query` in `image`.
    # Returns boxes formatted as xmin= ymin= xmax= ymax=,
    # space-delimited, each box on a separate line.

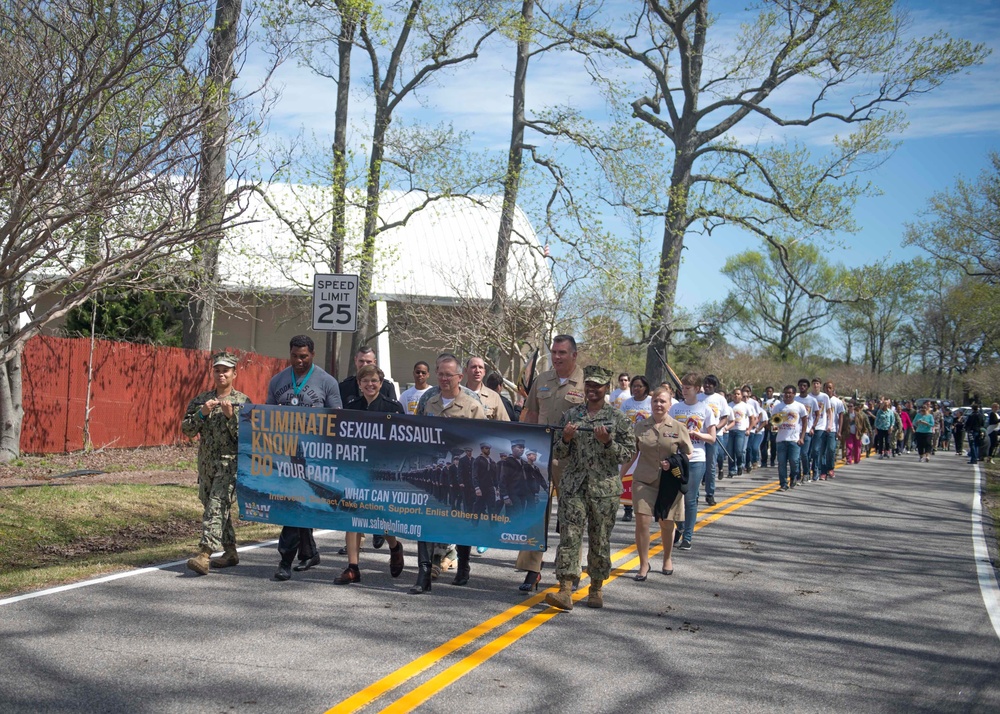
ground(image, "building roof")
xmin=221 ymin=184 xmax=554 ymax=304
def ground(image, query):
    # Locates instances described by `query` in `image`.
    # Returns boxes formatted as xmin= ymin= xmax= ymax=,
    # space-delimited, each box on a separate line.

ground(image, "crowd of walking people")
xmin=181 ymin=333 xmax=998 ymax=612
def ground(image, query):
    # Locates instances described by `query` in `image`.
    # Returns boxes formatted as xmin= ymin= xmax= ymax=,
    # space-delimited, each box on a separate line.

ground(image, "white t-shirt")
xmin=669 ymin=400 xmax=716 ymax=463
xmin=621 ymin=396 xmax=652 ymax=424
xmin=827 ymin=396 xmax=845 ymax=433
xmin=773 ymin=401 xmax=809 ymax=442
xmin=698 ymin=392 xmax=729 ymax=426
xmin=795 ymin=394 xmax=819 ymax=432
xmin=730 ymin=401 xmax=750 ymax=431
xmin=610 ymin=388 xmax=629 ymax=409
xmin=811 ymin=391 xmax=830 ymax=431
xmin=399 ymin=386 xmax=431 ymax=415
xmin=746 ymin=398 xmax=764 ymax=432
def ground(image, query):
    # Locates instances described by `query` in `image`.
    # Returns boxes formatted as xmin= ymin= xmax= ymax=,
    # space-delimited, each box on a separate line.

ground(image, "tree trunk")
xmin=349 ymin=101 xmax=389 ymax=370
xmin=489 ymin=0 xmax=532 ymax=365
xmin=0 ymin=282 xmax=23 ymax=462
xmin=326 ymin=4 xmax=357 ymax=377
xmin=644 ymin=157 xmax=692 ymax=385
xmin=184 ymin=0 xmax=243 ymax=351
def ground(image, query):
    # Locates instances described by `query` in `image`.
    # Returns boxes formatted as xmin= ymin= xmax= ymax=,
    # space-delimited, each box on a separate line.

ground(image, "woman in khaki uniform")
xmin=630 ymin=387 xmax=693 ymax=580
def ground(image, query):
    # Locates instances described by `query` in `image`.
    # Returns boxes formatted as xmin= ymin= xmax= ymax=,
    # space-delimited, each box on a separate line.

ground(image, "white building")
xmin=209 ymin=184 xmax=555 ymax=388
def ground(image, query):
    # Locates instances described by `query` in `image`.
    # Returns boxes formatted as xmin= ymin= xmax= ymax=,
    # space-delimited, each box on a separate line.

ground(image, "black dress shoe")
xmin=293 ymin=555 xmax=321 ymax=571
xmin=373 ymin=535 xmax=386 ymax=549
xmin=274 ymin=563 xmax=292 ymax=581
xmin=337 ymin=546 xmax=348 ymax=555
xmin=705 ymin=496 xmax=717 ymax=506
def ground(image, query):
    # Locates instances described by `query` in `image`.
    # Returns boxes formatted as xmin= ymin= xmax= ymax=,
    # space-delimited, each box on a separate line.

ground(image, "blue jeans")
xmin=968 ymin=433 xmax=981 ymax=463
xmin=747 ymin=432 xmax=764 ymax=466
xmin=728 ymin=430 xmax=747 ymax=475
xmin=679 ymin=460 xmax=707 ymax=543
xmin=823 ymin=430 xmax=838 ymax=473
xmin=810 ymin=430 xmax=827 ymax=479
xmin=776 ymin=440 xmax=801 ymax=488
xmin=799 ymin=433 xmax=813 ymax=481
xmin=704 ymin=441 xmax=717 ymax=498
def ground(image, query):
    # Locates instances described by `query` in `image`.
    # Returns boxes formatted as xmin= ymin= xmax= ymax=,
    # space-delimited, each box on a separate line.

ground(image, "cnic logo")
xmin=499 ymin=532 xmax=528 ymax=543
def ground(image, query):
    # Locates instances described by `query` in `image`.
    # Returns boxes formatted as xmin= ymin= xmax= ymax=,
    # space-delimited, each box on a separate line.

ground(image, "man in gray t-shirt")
xmin=269 ymin=335 xmax=342 ymax=582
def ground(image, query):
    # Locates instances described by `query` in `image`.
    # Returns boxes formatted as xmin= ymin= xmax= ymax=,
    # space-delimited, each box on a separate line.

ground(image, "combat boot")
xmin=186 ymin=546 xmax=212 ymax=576
xmin=210 ymin=546 xmax=239 ymax=569
xmin=544 ymin=579 xmax=574 ymax=611
xmin=587 ymin=579 xmax=604 ymax=608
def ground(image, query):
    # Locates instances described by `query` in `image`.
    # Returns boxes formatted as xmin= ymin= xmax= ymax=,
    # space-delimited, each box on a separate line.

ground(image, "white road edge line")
xmin=0 ymin=530 xmax=335 ymax=607
xmin=971 ymin=465 xmax=1000 ymax=641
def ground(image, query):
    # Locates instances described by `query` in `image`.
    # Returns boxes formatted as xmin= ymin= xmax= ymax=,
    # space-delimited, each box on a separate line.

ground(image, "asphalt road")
xmin=2 ymin=451 xmax=999 ymax=713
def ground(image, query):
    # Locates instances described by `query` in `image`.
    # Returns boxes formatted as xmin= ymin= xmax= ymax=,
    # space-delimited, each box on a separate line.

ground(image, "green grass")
xmin=0 ymin=484 xmax=281 ymax=596
xmin=982 ymin=461 xmax=1000 ymax=560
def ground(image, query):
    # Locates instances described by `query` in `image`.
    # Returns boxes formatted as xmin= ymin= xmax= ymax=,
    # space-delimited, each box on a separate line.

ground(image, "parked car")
xmin=914 ymin=398 xmax=955 ymax=409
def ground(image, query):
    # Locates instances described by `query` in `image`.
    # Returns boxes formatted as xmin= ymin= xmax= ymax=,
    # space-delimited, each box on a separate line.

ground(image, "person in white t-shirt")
xmin=619 ymin=375 xmax=652 ymax=521
xmin=823 ymin=381 xmax=846 ymax=479
xmin=669 ymin=372 xmax=717 ymax=550
xmin=610 ymin=373 xmax=631 ymax=409
xmin=794 ymin=379 xmax=819 ymax=486
xmin=772 ymin=385 xmax=808 ymax=490
xmin=697 ymin=374 xmax=729 ymax=506
xmin=727 ymin=390 xmax=750 ymax=477
xmin=808 ymin=378 xmax=831 ymax=482
xmin=760 ymin=386 xmax=779 ymax=468
xmin=742 ymin=386 xmax=764 ymax=472
xmin=398 ymin=361 xmax=432 ymax=415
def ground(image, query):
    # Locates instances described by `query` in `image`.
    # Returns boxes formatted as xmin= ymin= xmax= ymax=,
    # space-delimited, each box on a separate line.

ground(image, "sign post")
xmin=312 ymin=273 xmax=359 ymax=332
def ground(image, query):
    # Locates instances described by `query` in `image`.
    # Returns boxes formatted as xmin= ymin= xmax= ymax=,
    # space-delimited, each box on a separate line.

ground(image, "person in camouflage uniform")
xmin=180 ymin=352 xmax=251 ymax=576
xmin=545 ymin=365 xmax=636 ymax=611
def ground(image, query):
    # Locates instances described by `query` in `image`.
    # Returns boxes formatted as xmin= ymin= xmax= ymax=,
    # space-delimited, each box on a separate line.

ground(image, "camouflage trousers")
xmin=198 ymin=465 xmax=237 ymax=552
xmin=553 ymin=494 xmax=618 ymax=582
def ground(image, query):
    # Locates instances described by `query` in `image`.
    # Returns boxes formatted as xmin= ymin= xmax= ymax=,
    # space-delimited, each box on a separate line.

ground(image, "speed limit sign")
xmin=312 ymin=273 xmax=358 ymax=332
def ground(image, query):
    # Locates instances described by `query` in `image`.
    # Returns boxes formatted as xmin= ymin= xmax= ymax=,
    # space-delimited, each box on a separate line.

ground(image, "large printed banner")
xmin=236 ymin=405 xmax=553 ymax=550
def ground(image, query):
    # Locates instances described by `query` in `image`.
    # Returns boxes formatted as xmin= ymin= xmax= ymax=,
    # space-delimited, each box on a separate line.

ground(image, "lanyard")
xmin=290 ymin=365 xmax=314 ymax=397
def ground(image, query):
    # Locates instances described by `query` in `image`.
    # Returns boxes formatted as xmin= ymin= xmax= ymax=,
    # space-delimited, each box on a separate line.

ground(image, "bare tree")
xmin=0 ymin=0 xmax=222 ymax=461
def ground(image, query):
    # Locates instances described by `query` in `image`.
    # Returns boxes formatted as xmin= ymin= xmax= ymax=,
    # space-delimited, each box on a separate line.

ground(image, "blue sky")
xmin=243 ymin=0 xmax=1000 ymax=324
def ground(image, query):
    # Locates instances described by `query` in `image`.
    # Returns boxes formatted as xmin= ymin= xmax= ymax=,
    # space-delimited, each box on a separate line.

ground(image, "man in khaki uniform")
xmin=464 ymin=355 xmax=510 ymax=421
xmin=514 ymin=334 xmax=585 ymax=587
xmin=410 ymin=354 xmax=486 ymax=594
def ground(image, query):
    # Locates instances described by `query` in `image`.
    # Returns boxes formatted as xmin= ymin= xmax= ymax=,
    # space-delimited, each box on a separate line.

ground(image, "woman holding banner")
xmin=335 ymin=365 xmax=406 ymax=585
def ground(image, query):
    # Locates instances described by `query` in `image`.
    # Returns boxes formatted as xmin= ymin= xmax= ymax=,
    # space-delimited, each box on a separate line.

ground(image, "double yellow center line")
xmin=327 ymin=479 xmax=779 ymax=714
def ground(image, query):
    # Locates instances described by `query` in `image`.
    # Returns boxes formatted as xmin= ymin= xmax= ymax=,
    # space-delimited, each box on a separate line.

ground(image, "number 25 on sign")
xmin=312 ymin=273 xmax=358 ymax=332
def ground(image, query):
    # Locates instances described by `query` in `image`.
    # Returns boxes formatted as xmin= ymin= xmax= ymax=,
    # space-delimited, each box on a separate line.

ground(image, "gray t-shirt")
xmin=266 ymin=366 xmax=343 ymax=408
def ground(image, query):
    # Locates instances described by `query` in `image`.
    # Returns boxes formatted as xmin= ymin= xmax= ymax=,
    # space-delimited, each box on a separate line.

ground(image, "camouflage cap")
xmin=583 ymin=365 xmax=612 ymax=385
xmin=212 ymin=352 xmax=238 ymax=368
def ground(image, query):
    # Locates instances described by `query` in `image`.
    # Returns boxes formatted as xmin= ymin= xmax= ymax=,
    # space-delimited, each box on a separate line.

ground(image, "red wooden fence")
xmin=21 ymin=335 xmax=288 ymax=454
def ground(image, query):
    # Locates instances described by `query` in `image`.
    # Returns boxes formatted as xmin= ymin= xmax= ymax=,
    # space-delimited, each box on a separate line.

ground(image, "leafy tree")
xmin=842 ymin=261 xmax=923 ymax=374
xmin=721 ymin=243 xmax=840 ymax=362
xmin=903 ymin=152 xmax=1000 ymax=284
xmin=65 ymin=289 xmax=186 ymax=347
xmin=542 ymin=0 xmax=988 ymax=385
